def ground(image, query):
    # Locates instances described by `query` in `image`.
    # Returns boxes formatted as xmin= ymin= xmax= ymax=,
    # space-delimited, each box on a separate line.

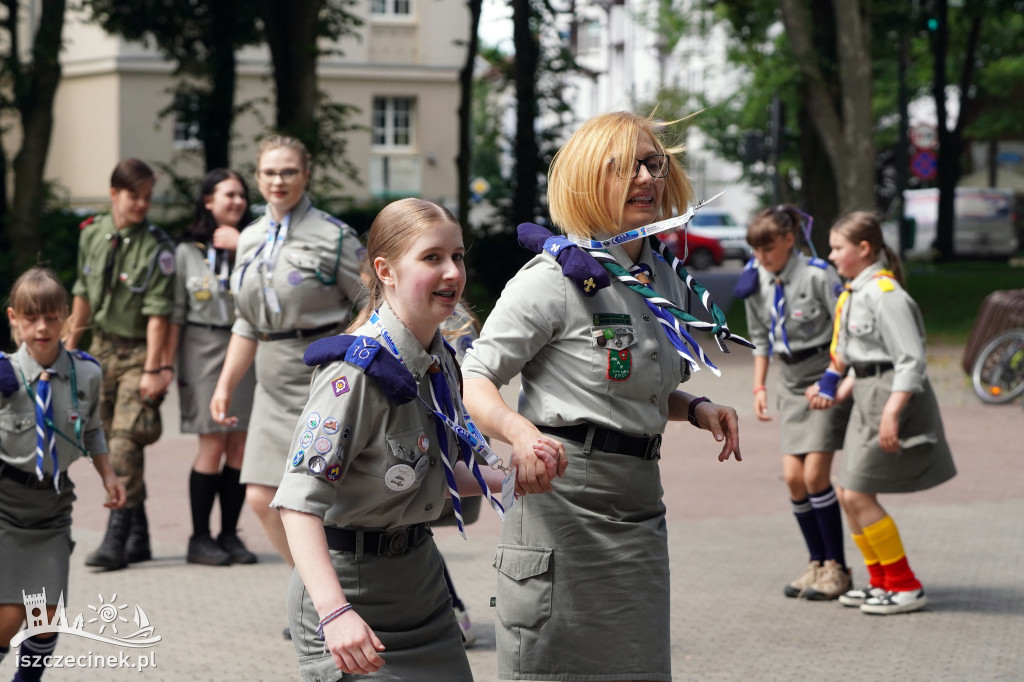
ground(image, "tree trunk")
xmin=798 ymin=101 xmax=839 ymax=257
xmin=511 ymin=0 xmax=540 ymax=227
xmin=259 ymin=0 xmax=322 ymax=148
xmin=456 ymin=0 xmax=482 ymax=228
xmin=203 ymin=0 xmax=239 ymax=170
xmin=10 ymin=0 xmax=66 ymax=273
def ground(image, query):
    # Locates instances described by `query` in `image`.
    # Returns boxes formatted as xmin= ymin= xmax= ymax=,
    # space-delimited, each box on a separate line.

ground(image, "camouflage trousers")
xmin=92 ymin=331 xmax=163 ymax=508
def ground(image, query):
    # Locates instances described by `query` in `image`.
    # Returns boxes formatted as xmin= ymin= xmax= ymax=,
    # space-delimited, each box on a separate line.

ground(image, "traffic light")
xmin=741 ymin=131 xmax=766 ymax=165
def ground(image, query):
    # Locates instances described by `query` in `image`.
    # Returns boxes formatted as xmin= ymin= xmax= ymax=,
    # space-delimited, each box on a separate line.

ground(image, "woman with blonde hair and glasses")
xmin=210 ymin=136 xmax=363 ymax=636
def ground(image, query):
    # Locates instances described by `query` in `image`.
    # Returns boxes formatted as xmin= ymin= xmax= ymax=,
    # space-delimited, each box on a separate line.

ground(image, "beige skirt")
xmin=776 ymin=352 xmax=851 ymax=455
xmin=177 ymin=324 xmax=255 ymax=434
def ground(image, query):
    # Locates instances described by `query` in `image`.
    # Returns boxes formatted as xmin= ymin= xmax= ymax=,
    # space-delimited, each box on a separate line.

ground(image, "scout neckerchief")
xmin=371 ymin=310 xmax=509 ymax=537
xmin=16 ymin=351 xmax=89 ymax=493
xmin=207 ymin=244 xmax=231 ymax=322
xmin=769 ymin=276 xmax=791 ymax=355
xmin=829 ymin=267 xmax=896 ymax=366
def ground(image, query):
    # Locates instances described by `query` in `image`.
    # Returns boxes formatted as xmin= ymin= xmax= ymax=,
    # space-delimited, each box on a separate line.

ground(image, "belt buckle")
xmin=645 ymin=434 xmax=662 ymax=460
xmin=381 ymin=529 xmax=408 ymax=557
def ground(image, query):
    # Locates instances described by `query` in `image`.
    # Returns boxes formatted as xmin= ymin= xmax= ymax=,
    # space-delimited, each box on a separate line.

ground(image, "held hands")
xmin=692 ymin=401 xmax=741 ymax=462
xmin=510 ymin=431 xmax=567 ymax=495
xmin=323 ymin=610 xmax=386 ymax=676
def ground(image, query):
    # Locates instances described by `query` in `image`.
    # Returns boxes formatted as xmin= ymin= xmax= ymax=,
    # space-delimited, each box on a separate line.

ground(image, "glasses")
xmin=614 ymin=154 xmax=670 ymax=179
xmin=257 ymin=168 xmax=303 ymax=183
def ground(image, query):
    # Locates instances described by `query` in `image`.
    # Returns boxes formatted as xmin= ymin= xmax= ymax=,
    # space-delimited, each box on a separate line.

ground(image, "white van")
xmin=884 ymin=187 xmax=1019 ymax=258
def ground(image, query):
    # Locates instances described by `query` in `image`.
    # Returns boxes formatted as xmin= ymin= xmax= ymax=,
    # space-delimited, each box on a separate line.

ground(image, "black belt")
xmin=324 ymin=523 xmax=431 ymax=557
xmin=852 ymin=362 xmax=894 ymax=377
xmin=256 ymin=322 xmax=339 ymax=342
xmin=0 ymin=464 xmax=70 ymax=491
xmin=778 ymin=343 xmax=830 ymax=365
xmin=186 ymin=321 xmax=233 ymax=332
xmin=540 ymin=423 xmax=662 ymax=460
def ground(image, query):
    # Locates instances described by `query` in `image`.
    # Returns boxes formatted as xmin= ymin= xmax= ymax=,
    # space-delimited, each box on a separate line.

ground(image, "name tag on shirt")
xmin=501 ymin=467 xmax=516 ymax=513
xmin=264 ymin=287 xmax=282 ymax=314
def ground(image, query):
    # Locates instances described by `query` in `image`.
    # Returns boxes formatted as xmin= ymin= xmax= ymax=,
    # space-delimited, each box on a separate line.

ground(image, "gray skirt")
xmin=288 ymin=534 xmax=472 ymax=682
xmin=776 ymin=352 xmax=851 ymax=455
xmin=240 ymin=332 xmax=333 ymax=488
xmin=494 ymin=439 xmax=670 ymax=681
xmin=0 ymin=475 xmax=76 ymax=603
xmin=178 ymin=325 xmax=255 ymax=434
xmin=840 ymin=372 xmax=957 ymax=494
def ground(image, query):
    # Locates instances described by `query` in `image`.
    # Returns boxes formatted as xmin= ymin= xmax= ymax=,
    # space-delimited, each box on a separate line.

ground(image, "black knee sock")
xmin=810 ymin=485 xmax=847 ymax=567
xmin=17 ymin=634 xmax=58 ymax=682
xmin=218 ymin=466 xmax=246 ymax=536
xmin=792 ymin=496 xmax=826 ymax=562
xmin=0 ymin=643 xmax=9 ymax=665
xmin=189 ymin=469 xmax=221 ymax=538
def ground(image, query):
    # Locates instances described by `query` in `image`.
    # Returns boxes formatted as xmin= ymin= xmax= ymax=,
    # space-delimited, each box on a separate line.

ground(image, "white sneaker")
xmin=838 ymin=584 xmax=886 ymax=607
xmin=454 ymin=605 xmax=477 ymax=647
xmin=860 ymin=588 xmax=927 ymax=615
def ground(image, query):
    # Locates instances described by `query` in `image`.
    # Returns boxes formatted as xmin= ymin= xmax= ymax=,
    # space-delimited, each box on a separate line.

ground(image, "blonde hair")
xmin=6 ymin=267 xmax=69 ymax=344
xmin=258 ymin=135 xmax=311 ymax=172
xmin=831 ymin=211 xmax=905 ymax=285
xmin=348 ymin=198 xmax=460 ymax=332
xmin=548 ymin=111 xmax=694 ymax=238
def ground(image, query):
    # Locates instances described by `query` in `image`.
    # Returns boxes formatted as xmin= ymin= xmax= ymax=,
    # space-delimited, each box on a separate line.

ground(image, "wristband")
xmin=688 ymin=396 xmax=711 ymax=427
xmin=752 ymin=385 xmax=766 ymax=394
xmin=142 ymin=368 xmax=161 ymax=375
xmin=817 ymin=368 xmax=842 ymax=400
xmin=159 ymin=365 xmax=174 ymax=373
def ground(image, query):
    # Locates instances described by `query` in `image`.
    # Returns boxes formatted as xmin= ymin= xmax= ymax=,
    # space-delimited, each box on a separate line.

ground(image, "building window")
xmin=173 ymin=117 xmax=201 ymax=150
xmin=371 ymin=0 xmax=411 ymax=16
xmin=372 ymin=97 xmax=415 ymax=149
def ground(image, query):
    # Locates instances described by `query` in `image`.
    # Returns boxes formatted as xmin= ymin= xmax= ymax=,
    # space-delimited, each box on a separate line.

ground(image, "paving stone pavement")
xmin=8 ymin=344 xmax=1023 ymax=681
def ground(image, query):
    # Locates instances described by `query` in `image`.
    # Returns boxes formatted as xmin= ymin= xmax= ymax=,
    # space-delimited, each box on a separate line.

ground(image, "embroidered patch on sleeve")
xmin=332 ymin=376 xmax=350 ymax=396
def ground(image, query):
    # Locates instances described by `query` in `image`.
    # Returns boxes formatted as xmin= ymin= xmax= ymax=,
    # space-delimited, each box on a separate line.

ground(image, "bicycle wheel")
xmin=971 ymin=329 xmax=1024 ymax=404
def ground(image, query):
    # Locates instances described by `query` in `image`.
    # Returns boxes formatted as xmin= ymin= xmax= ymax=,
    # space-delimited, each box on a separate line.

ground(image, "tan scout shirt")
xmin=71 ymin=214 xmax=175 ymax=339
xmin=171 ymin=242 xmax=237 ymax=328
xmin=837 ymin=261 xmax=927 ymax=393
xmin=271 ymin=302 xmax=461 ymax=529
xmin=230 ymin=195 xmax=363 ymax=337
xmin=0 ymin=344 xmax=106 ymax=474
xmin=745 ymin=250 xmax=841 ymax=358
xmin=461 ymin=238 xmax=690 ymax=437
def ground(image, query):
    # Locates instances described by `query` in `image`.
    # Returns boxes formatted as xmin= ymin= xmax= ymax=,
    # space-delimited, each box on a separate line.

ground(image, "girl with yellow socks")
xmin=807 ymin=211 xmax=956 ymax=615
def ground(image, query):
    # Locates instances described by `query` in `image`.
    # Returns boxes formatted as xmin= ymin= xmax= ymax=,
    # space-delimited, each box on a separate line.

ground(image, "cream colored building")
xmin=39 ymin=0 xmax=469 ymax=214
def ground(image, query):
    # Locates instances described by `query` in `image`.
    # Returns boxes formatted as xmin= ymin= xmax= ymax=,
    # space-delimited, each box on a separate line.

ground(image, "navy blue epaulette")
xmin=146 ymin=222 xmax=175 ymax=248
xmin=809 ymin=257 xmax=829 ymax=270
xmin=304 ymin=335 xmax=418 ymax=404
xmin=0 ymin=352 xmax=19 ymax=397
xmin=517 ymin=222 xmax=610 ymax=296
xmin=69 ymin=349 xmax=101 ymax=368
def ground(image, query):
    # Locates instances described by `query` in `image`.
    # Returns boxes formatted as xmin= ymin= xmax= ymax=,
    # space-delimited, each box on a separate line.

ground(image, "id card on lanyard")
xmin=261 ymin=214 xmax=290 ymax=315
xmin=207 ymin=245 xmax=230 ymax=322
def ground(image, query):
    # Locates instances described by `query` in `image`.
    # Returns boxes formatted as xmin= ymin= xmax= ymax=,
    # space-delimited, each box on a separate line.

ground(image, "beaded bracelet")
xmin=316 ymin=602 xmax=353 ymax=641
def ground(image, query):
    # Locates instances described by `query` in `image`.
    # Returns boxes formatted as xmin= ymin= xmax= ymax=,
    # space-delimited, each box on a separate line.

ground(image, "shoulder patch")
xmin=78 ymin=215 xmax=96 ymax=231
xmin=876 ymin=277 xmax=895 ymax=292
xmin=0 ymin=352 xmax=19 ymax=397
xmin=158 ymin=249 xmax=176 ymax=275
xmin=808 ymin=257 xmax=829 ymax=270
xmin=517 ymin=222 xmax=610 ymax=296
xmin=304 ymin=335 xmax=418 ymax=404
xmin=732 ymin=258 xmax=760 ymax=300
xmin=69 ymin=349 xmax=101 ymax=367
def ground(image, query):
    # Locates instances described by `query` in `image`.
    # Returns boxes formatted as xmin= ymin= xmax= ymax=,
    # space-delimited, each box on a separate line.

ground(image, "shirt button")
xmin=430 ymin=458 xmax=437 ymax=467
xmin=651 ymin=352 xmax=658 ymax=361
xmin=413 ymin=372 xmax=422 ymax=381
xmin=425 ymin=503 xmax=434 ymax=511
xmin=649 ymin=395 xmax=657 ymax=404
xmin=642 ymin=314 xmax=650 ymax=321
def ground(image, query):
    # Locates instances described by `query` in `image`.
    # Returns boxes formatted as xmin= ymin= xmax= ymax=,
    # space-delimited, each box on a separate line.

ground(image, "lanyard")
xmin=565 ymin=191 xmax=724 ymax=250
xmin=261 ymin=213 xmax=291 ymax=279
xmin=207 ymin=244 xmax=230 ymax=322
xmin=369 ymin=310 xmax=405 ymax=364
xmin=17 ymin=352 xmax=89 ymax=459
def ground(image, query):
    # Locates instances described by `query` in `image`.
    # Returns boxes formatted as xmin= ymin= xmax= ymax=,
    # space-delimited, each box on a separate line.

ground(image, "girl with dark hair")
xmin=165 ymin=169 xmax=258 ymax=566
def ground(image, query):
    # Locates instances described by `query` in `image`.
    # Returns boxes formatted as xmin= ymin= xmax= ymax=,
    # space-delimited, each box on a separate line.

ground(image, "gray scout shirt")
xmin=461 ymin=238 xmax=690 ymax=437
xmin=171 ymin=241 xmax=237 ymax=327
xmin=231 ymin=194 xmax=363 ymax=337
xmin=270 ymin=301 xmax=461 ymax=528
xmin=0 ymin=344 xmax=106 ymax=473
xmin=744 ymin=250 xmax=841 ymax=358
xmin=837 ymin=260 xmax=927 ymax=394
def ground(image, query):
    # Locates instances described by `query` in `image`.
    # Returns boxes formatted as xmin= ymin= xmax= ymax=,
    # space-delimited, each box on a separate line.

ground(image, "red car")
xmin=656 ymin=229 xmax=724 ymax=270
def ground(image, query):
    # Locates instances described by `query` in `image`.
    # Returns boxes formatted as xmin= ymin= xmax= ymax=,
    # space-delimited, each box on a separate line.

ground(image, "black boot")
xmin=85 ymin=508 xmax=131 ymax=570
xmin=126 ymin=503 xmax=152 ymax=563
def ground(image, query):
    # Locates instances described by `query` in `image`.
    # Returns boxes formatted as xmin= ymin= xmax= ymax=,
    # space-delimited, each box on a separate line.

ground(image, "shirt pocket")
xmin=283 ymin=247 xmax=332 ymax=287
xmin=0 ymin=410 xmax=37 ymax=457
xmin=384 ymin=425 xmax=433 ymax=489
xmin=790 ymin=301 xmax=825 ymax=336
xmin=493 ymin=544 xmax=554 ymax=628
xmin=589 ymin=325 xmax=638 ymax=381
xmin=848 ymin=316 xmax=875 ymax=338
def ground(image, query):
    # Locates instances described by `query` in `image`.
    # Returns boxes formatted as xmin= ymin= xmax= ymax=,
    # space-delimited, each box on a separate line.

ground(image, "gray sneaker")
xmin=783 ymin=561 xmax=821 ymax=598
xmin=838 ymin=584 xmax=886 ymax=607
xmin=804 ymin=560 xmax=852 ymax=601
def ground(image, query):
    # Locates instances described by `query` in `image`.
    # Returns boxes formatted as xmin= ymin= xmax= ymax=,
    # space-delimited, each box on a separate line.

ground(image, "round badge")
xmin=325 ymin=463 xmax=342 ymax=481
xmin=384 ymin=464 xmax=416 ymax=491
xmin=314 ymin=437 xmax=333 ymax=454
xmin=334 ymin=443 xmax=345 ymax=461
xmin=417 ymin=433 xmax=430 ymax=452
xmin=300 ymin=431 xmax=314 ymax=448
xmin=287 ymin=270 xmax=303 ymax=286
xmin=322 ymin=418 xmax=339 ymax=435
xmin=414 ymin=456 xmax=430 ymax=481
xmin=306 ymin=412 xmax=321 ymax=430
xmin=341 ymin=426 xmax=351 ymax=441
xmin=308 ymin=455 xmax=327 ymax=475
xmin=291 ymin=450 xmax=305 ymax=467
